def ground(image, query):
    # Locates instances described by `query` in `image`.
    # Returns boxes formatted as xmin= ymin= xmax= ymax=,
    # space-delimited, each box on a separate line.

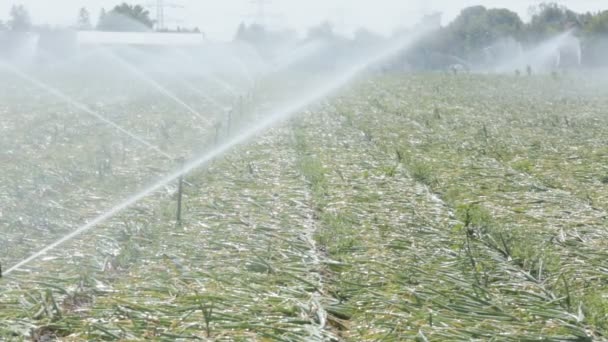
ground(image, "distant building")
xmin=33 ymin=30 xmax=206 ymax=63
xmin=1 ymin=30 xmax=207 ymax=63
xmin=76 ymin=31 xmax=205 ymax=47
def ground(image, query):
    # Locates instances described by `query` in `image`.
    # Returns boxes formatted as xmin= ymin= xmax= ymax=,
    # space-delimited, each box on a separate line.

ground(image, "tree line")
xmin=406 ymin=4 xmax=608 ymax=67
xmin=1 ymin=2 xmax=607 ymax=67
xmin=0 ymin=3 xmax=199 ymax=33
xmin=234 ymin=3 xmax=608 ymax=68
xmin=2 ymin=2 xmax=606 ymax=39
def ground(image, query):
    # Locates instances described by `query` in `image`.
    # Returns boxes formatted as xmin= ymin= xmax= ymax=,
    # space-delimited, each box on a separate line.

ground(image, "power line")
xmin=147 ymin=0 xmax=183 ymax=31
xmin=250 ymin=0 xmax=272 ymax=27
xmin=157 ymin=0 xmax=165 ymax=30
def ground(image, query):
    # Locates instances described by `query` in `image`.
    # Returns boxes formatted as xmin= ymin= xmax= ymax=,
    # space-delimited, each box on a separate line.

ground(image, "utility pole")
xmin=148 ymin=0 xmax=183 ymax=31
xmin=240 ymin=0 xmax=282 ymax=30
xmin=251 ymin=0 xmax=271 ymax=27
xmin=156 ymin=0 xmax=165 ymax=31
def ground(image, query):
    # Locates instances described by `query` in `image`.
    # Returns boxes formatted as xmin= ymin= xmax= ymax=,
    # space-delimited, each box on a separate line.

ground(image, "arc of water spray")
xmin=96 ymin=48 xmax=211 ymax=125
xmin=178 ymin=80 xmax=231 ymax=112
xmin=173 ymin=48 xmax=242 ymax=97
xmin=171 ymin=43 xmax=328 ymax=112
xmin=169 ymin=45 xmax=322 ymax=113
xmin=40 ymin=47 xmax=109 ymax=71
xmin=270 ymin=40 xmax=329 ymax=74
xmin=493 ymin=29 xmax=578 ymax=73
xmin=117 ymin=47 xmax=231 ymax=112
xmin=0 ymin=62 xmax=172 ymax=159
xmin=228 ymin=54 xmax=257 ymax=87
xmin=3 ymin=28 xmax=430 ymax=276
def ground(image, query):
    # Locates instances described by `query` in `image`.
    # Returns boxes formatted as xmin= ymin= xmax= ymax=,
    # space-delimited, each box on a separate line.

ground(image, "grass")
xmin=1 ymin=70 xmax=608 ymax=340
xmin=409 ymin=160 xmax=438 ymax=188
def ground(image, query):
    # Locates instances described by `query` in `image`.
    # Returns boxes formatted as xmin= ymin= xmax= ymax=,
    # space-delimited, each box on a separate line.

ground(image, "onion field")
xmin=1 ymin=70 xmax=608 ymax=341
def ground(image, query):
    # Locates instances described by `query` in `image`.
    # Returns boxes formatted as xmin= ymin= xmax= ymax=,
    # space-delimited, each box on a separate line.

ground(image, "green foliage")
xmin=97 ymin=3 xmax=154 ymax=32
xmin=449 ymin=6 xmax=523 ymax=56
xmin=583 ymin=292 xmax=608 ymax=331
xmin=527 ymin=3 xmax=580 ymax=41
xmin=404 ymin=3 xmax=608 ymax=69
xmin=293 ymin=125 xmax=329 ymax=206
xmin=407 ymin=5 xmax=524 ymax=65
xmin=306 ymin=21 xmax=335 ymax=41
xmin=584 ymin=10 xmax=608 ymax=35
xmin=315 ymin=213 xmax=359 ymax=259
xmin=410 ymin=161 xmax=437 ymax=187
xmin=77 ymin=7 xmax=92 ymax=30
xmin=298 ymin=156 xmax=326 ymax=193
xmin=455 ymin=203 xmax=493 ymax=231
xmin=581 ymin=11 xmax=608 ymax=66
xmin=8 ymin=5 xmax=31 ymax=31
xmin=234 ymin=22 xmax=298 ymax=56
xmin=4 ymin=61 xmax=608 ymax=340
xmin=234 ymin=22 xmax=268 ymax=43
xmin=455 ymin=203 xmax=560 ymax=277
xmin=512 ymin=159 xmax=534 ymax=173
xmin=379 ymin=164 xmax=397 ymax=177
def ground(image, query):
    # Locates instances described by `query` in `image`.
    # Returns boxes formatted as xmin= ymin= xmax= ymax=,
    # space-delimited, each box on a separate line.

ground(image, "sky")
xmin=1 ymin=0 xmax=606 ymax=40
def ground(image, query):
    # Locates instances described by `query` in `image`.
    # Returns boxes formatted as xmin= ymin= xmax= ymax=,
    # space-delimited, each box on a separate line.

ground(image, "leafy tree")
xmin=353 ymin=27 xmax=382 ymax=45
xmin=234 ymin=22 xmax=295 ymax=47
xmin=580 ymin=10 xmax=608 ymax=66
xmin=306 ymin=21 xmax=334 ymax=41
xmin=396 ymin=2 xmax=607 ymax=70
xmin=234 ymin=22 xmax=266 ymax=43
xmin=8 ymin=4 xmax=31 ymax=31
xmin=234 ymin=22 xmax=247 ymax=40
xmin=486 ymin=8 xmax=524 ymax=38
xmin=526 ymin=3 xmax=580 ymax=41
xmin=584 ymin=10 xmax=608 ymax=35
xmin=399 ymin=5 xmax=524 ymax=69
xmin=97 ymin=3 xmax=154 ymax=32
xmin=77 ymin=7 xmax=92 ymax=30
xmin=452 ymin=7 xmax=522 ymax=54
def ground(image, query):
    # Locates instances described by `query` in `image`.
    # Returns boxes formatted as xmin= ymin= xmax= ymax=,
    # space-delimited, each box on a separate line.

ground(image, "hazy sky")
xmin=2 ymin=0 xmax=606 ymax=40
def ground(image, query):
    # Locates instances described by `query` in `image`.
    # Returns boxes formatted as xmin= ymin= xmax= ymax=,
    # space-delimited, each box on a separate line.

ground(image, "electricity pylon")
xmin=148 ymin=0 xmax=183 ymax=31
